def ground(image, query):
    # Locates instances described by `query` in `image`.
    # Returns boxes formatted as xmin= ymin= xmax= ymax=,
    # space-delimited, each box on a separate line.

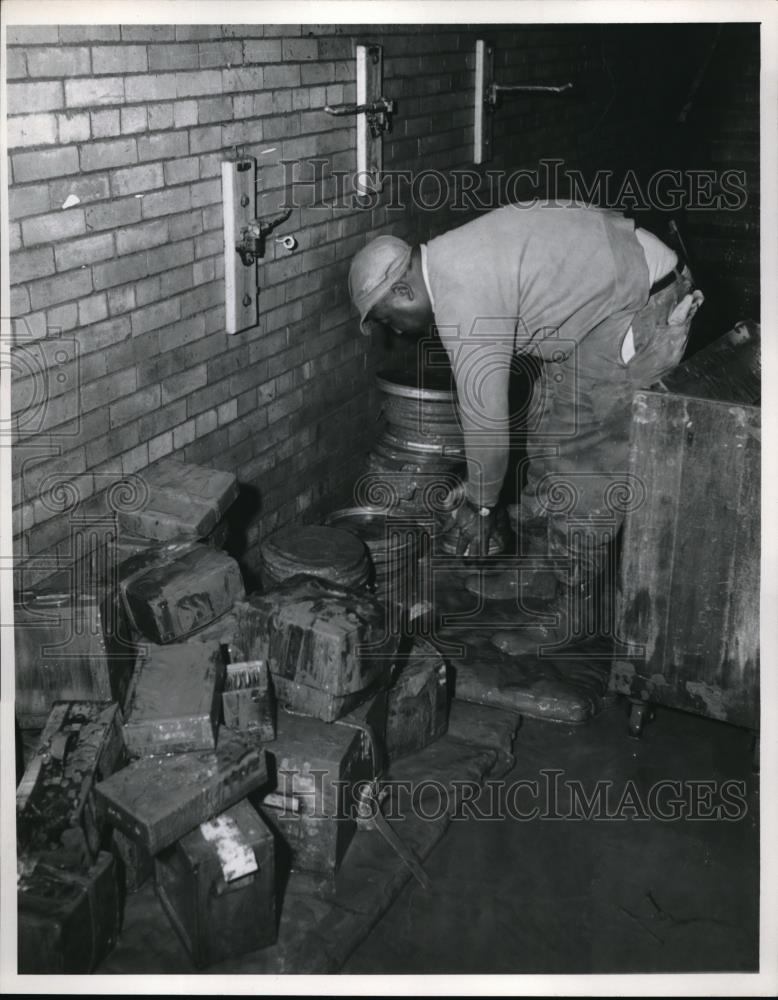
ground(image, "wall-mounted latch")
xmin=474 ymin=39 xmax=574 ymax=164
xmin=487 ymin=81 xmax=573 ymax=106
xmin=235 ymin=209 xmax=293 ymax=266
xmin=322 ymin=44 xmax=391 ymax=195
xmin=324 ymin=97 xmax=396 ymax=138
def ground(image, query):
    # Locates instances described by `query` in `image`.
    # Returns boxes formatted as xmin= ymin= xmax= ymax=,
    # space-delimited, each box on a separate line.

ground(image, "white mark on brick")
xmin=62 ymin=194 xmax=80 ymax=209
xmin=261 ymin=148 xmax=277 ymax=155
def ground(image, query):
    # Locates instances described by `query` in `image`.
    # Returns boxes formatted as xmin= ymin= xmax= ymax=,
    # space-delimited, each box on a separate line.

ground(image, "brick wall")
xmin=6 ymin=22 xmax=726 ymax=587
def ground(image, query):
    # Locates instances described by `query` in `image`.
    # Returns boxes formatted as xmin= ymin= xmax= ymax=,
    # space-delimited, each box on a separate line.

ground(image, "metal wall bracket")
xmin=235 ymin=209 xmax=293 ymax=266
xmin=323 ymin=43 xmax=392 ymax=195
xmin=221 ymin=151 xmax=297 ymax=334
xmin=324 ymin=98 xmax=396 ymax=138
xmin=474 ymin=39 xmax=574 ymax=164
xmin=221 ymin=154 xmax=257 ymax=335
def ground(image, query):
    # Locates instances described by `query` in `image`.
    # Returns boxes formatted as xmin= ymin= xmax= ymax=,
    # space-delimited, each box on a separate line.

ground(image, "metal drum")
xmin=360 ymin=449 xmax=465 ymax=519
xmin=324 ymin=506 xmax=419 ymax=604
xmin=378 ymin=429 xmax=464 ymax=459
xmin=376 ymin=368 xmax=458 ymax=403
xmin=260 ymin=525 xmax=371 ymax=591
xmin=376 ymin=369 xmax=464 ymax=456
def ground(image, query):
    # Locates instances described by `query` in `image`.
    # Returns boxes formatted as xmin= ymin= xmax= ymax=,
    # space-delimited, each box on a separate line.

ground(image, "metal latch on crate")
xmin=474 ymin=39 xmax=574 ymax=164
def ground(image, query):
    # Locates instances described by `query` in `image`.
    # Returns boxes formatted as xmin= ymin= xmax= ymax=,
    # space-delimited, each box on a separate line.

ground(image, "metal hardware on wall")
xmin=474 ymin=39 xmax=574 ymax=164
xmin=324 ymin=98 xmax=395 ymax=137
xmin=221 ymin=153 xmax=296 ymax=335
xmin=235 ymin=209 xmax=293 ymax=266
xmin=474 ymin=40 xmax=494 ymax=165
xmin=324 ymin=43 xmax=393 ymax=195
xmin=221 ymin=154 xmax=257 ymax=335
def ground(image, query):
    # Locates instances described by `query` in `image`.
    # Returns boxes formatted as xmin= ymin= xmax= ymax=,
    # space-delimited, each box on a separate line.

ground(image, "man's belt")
xmin=649 ymin=264 xmax=688 ymax=297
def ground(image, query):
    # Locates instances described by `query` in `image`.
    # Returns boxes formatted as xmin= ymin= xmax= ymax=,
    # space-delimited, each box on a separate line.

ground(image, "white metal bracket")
xmin=474 ymin=39 xmax=573 ymax=164
xmin=221 ymin=155 xmax=295 ymax=335
xmin=221 ymin=155 xmax=257 ymax=335
xmin=324 ymin=43 xmax=392 ymax=195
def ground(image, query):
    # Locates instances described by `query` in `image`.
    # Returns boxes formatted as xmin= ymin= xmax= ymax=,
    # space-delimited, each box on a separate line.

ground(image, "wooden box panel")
xmin=117 ymin=458 xmax=238 ymax=542
xmin=612 ymin=390 xmax=760 ymax=728
xmin=17 ymin=850 xmax=121 ymax=974
xmin=14 ymin=591 xmax=134 ymax=731
xmin=122 ymin=642 xmax=225 ymax=756
xmin=120 ymin=541 xmax=245 ymax=644
xmin=258 ymin=694 xmax=384 ymax=874
xmin=16 ymin=701 xmax=125 ymax=859
xmin=386 ymin=638 xmax=449 ymax=762
xmin=155 ymin=799 xmax=276 ymax=968
xmin=652 ymin=322 xmax=760 ymax=405
xmin=94 ymin=729 xmax=269 ymax=855
xmin=237 ymin=577 xmax=397 ymax=723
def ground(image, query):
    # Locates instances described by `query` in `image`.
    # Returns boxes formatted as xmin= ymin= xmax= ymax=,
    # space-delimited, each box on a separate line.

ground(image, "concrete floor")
xmin=344 ymin=698 xmax=759 ymax=975
xmin=18 ymin=687 xmax=760 ymax=977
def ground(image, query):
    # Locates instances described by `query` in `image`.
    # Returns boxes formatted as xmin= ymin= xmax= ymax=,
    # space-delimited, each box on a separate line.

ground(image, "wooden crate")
xmin=14 ymin=591 xmax=134 ymax=731
xmin=652 ymin=320 xmax=760 ymax=405
xmin=155 ymin=799 xmax=276 ymax=968
xmin=611 ymin=389 xmax=760 ymax=730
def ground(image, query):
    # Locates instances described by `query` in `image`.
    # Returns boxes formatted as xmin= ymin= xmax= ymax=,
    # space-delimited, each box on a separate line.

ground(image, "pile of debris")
xmin=15 ymin=459 xmax=451 ymax=973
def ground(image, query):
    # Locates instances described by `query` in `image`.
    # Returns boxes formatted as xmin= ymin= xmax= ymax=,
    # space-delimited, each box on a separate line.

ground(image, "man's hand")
xmin=438 ymin=485 xmax=496 ymax=557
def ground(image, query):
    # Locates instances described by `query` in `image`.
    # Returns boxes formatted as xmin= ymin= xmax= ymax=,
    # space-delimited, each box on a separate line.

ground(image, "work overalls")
xmin=515 ymin=265 xmax=697 ymax=588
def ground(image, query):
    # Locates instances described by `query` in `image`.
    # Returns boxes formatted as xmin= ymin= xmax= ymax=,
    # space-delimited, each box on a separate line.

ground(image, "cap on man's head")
xmin=348 ymin=235 xmax=412 ymax=335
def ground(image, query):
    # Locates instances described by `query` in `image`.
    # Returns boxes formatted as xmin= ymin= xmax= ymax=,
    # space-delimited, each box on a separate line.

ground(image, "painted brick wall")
xmin=6 ymin=22 xmax=715 ymax=588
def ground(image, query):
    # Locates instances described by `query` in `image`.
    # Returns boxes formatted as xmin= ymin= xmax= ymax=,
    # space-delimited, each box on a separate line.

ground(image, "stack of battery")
xmin=91 ymin=637 xmax=277 ymax=970
xmin=15 ymin=455 xmax=280 ymax=973
xmin=15 ymin=451 xmax=455 ymax=971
